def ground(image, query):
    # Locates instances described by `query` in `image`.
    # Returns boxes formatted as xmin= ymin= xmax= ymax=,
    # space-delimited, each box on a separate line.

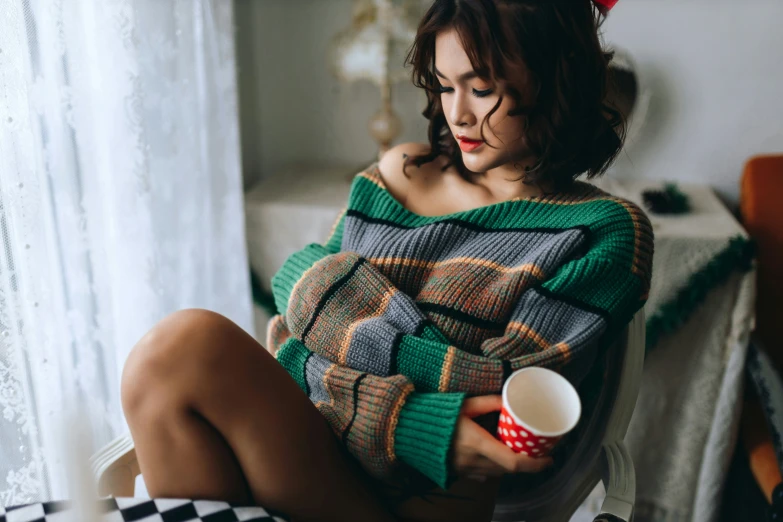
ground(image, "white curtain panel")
xmin=0 ymin=0 xmax=252 ymax=504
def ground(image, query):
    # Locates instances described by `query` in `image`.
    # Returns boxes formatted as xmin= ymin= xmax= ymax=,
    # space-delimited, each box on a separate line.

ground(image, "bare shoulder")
xmin=378 ymin=143 xmax=444 ymax=204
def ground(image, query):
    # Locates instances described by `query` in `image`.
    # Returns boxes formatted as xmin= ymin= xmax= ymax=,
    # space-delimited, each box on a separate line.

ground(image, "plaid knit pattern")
xmin=270 ymin=164 xmax=653 ymax=489
xmin=275 ymin=338 xmax=416 ymax=478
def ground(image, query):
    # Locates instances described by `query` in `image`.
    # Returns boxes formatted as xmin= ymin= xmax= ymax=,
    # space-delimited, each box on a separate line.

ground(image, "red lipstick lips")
xmin=457 ymin=135 xmax=484 ymax=152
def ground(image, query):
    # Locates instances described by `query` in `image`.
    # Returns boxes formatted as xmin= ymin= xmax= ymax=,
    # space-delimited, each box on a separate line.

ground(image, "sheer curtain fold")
xmin=0 ymin=0 xmax=252 ymax=503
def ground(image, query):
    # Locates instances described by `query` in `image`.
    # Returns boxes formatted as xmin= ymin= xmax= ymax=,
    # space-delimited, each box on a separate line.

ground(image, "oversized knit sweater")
xmin=268 ymin=163 xmax=654 ymax=490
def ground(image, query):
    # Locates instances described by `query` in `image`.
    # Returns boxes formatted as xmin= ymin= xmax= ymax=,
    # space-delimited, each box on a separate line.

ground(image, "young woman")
xmin=121 ymin=1 xmax=653 ymax=521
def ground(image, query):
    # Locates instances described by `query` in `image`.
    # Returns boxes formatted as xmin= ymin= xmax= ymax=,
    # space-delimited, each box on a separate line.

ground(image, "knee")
xmin=121 ymin=309 xmax=238 ymax=419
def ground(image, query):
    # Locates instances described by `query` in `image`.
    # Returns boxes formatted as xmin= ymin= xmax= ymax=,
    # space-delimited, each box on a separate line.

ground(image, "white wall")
xmin=236 ymin=0 xmax=783 ymax=204
xmin=234 ymin=0 xmax=429 ymax=189
xmin=603 ymin=0 xmax=783 ymax=203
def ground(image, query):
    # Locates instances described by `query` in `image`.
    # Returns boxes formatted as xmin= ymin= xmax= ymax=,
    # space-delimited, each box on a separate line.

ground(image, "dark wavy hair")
xmin=405 ymin=0 xmax=624 ymax=189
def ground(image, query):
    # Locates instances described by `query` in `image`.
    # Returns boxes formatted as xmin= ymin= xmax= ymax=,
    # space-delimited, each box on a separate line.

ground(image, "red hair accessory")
xmin=593 ymin=0 xmax=618 ymax=11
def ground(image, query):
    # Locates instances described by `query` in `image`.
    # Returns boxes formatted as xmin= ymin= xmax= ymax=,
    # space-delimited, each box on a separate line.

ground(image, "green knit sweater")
xmin=269 ymin=163 xmax=653 ymax=489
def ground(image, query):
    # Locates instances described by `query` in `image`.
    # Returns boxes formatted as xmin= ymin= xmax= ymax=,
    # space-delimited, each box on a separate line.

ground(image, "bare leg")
xmin=122 ymin=309 xmax=395 ymax=522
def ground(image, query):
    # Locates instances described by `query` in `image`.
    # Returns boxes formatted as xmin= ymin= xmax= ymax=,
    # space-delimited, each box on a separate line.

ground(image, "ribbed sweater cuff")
xmin=394 ymin=392 xmax=465 ymax=490
xmin=274 ymin=338 xmax=310 ymax=393
xmin=271 ymin=244 xmax=332 ymax=314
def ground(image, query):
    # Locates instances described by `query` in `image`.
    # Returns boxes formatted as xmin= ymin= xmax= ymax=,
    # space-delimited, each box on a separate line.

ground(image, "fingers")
xmin=459 ymin=451 xmax=552 ymax=479
xmin=452 ymin=413 xmax=554 ymax=481
xmin=457 ymin=453 xmax=509 ymax=478
xmin=475 ymin=428 xmax=554 ymax=474
xmin=475 ymin=431 xmax=518 ymax=473
xmin=461 ymin=395 xmax=502 ymax=418
xmin=517 ymin=454 xmax=554 ymax=473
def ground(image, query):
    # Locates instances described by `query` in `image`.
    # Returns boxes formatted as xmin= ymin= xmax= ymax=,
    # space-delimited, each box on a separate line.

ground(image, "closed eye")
xmin=437 ymin=85 xmax=494 ymax=98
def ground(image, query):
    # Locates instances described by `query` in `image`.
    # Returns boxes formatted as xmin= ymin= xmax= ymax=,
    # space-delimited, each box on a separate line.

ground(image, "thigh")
xmin=125 ymin=309 xmax=397 ymax=522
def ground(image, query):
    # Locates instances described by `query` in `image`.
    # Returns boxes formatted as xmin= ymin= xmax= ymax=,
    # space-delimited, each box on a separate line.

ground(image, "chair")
xmin=92 ymin=311 xmax=645 ymax=522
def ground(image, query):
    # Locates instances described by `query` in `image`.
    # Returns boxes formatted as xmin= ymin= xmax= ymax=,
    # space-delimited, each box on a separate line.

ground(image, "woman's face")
xmin=434 ymin=28 xmax=530 ymax=174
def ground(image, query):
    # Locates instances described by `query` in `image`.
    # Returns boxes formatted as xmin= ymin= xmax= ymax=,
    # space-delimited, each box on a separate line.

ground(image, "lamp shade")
xmin=330 ymin=0 xmax=417 ymax=85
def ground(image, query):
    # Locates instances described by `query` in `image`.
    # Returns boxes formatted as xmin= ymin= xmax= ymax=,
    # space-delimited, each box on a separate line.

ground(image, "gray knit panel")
xmin=345 ymin=317 xmax=399 ymax=376
xmin=343 ymin=292 xmax=424 ymax=376
xmin=343 ymin=217 xmax=587 ymax=272
xmin=510 ymin=288 xmax=607 ymax=352
xmin=383 ymin=291 xmax=427 ymax=334
xmin=305 ymin=353 xmax=333 ymax=404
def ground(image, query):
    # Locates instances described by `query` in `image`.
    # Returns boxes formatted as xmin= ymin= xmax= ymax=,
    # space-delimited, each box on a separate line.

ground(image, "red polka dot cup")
xmin=497 ymin=367 xmax=582 ymax=457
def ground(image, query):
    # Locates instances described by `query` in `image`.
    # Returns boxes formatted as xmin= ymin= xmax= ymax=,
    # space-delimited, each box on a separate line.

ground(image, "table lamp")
xmin=330 ymin=0 xmax=418 ymax=158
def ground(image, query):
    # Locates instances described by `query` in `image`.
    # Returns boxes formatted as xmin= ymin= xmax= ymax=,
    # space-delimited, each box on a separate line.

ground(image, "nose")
xmin=448 ymin=90 xmax=477 ymax=128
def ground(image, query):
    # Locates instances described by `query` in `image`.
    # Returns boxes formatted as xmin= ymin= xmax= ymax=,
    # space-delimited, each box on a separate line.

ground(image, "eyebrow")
xmin=434 ymin=67 xmax=479 ymax=82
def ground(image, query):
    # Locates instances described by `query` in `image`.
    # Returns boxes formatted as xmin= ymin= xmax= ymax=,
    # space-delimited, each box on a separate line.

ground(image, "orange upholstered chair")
xmin=740 ymin=154 xmax=783 ymax=503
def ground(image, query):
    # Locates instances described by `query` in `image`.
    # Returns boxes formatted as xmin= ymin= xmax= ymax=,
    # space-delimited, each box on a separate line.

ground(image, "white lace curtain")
xmin=0 ymin=0 xmax=253 ymax=504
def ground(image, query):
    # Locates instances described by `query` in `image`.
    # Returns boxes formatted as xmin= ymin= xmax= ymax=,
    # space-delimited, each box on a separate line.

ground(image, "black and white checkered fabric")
xmin=0 ymin=497 xmax=288 ymax=522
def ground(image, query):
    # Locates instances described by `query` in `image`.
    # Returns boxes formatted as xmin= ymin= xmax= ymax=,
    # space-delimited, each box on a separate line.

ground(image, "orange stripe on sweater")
xmin=387 ymin=382 xmax=415 ymax=463
xmin=506 ymin=322 xmax=550 ymax=351
xmin=324 ymin=208 xmax=347 ymax=247
xmin=554 ymin=341 xmax=572 ymax=364
xmin=318 ymin=364 xmax=337 ymax=409
xmin=610 ymin=197 xmax=650 ymax=281
xmin=438 ymin=346 xmax=457 ymax=392
xmin=338 ymin=287 xmax=398 ymax=364
xmin=369 ymin=257 xmax=546 ymax=279
xmin=288 ymin=260 xmax=327 ymax=317
xmin=359 ymin=171 xmax=385 ymax=189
